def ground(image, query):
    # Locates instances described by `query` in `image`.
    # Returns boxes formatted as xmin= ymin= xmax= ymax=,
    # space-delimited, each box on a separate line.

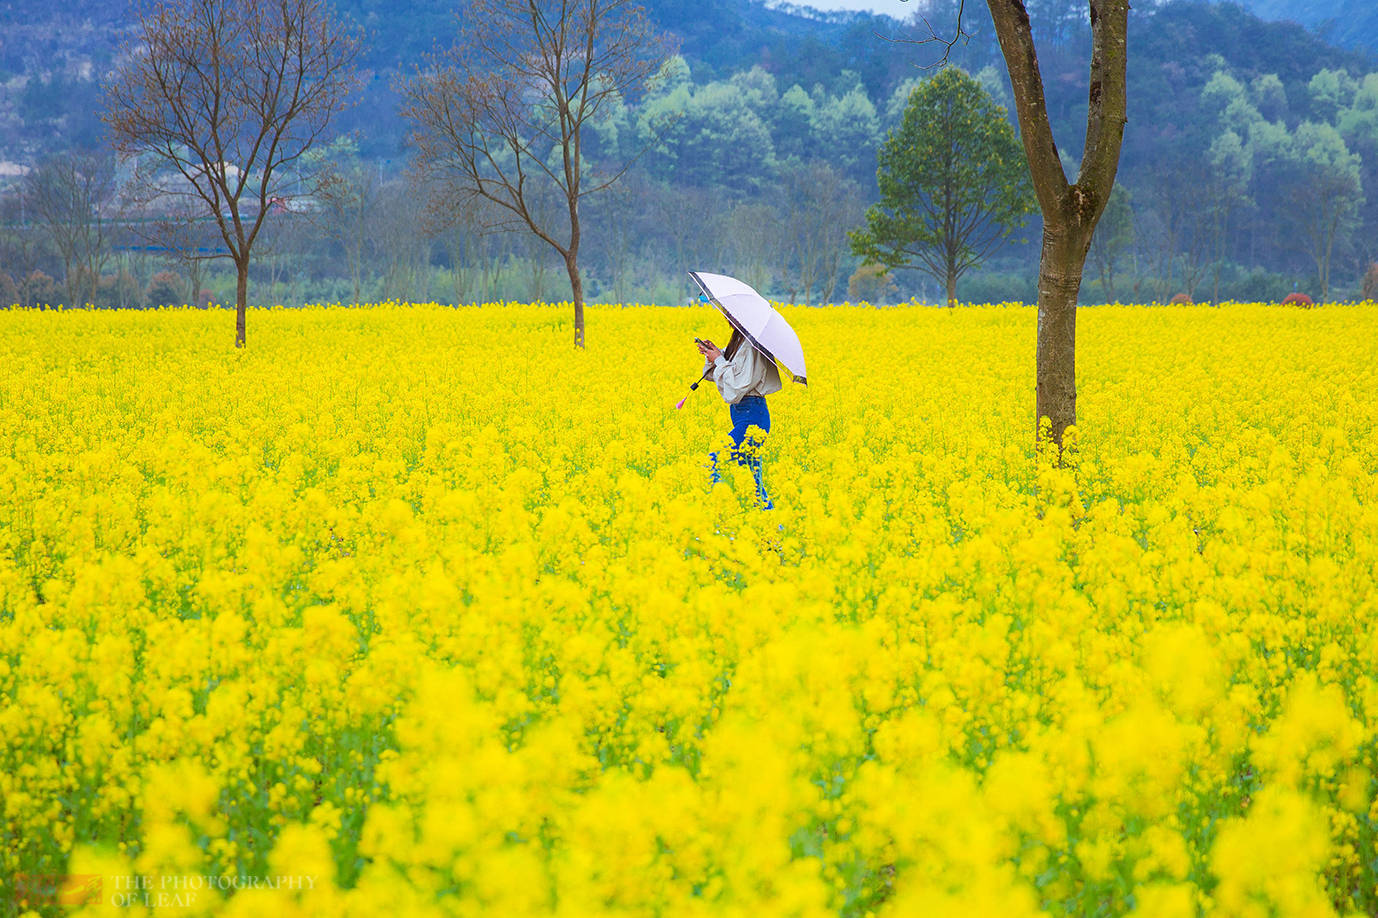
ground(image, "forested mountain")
xmin=0 ymin=0 xmax=922 ymax=164
xmin=1 ymin=0 xmax=1376 ymax=307
xmin=2 ymin=0 xmax=1371 ymax=166
xmin=1229 ymin=0 xmax=1378 ymax=55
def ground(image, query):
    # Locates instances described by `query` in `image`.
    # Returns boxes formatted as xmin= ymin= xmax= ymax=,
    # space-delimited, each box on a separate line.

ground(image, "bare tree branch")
xmin=104 ymin=0 xmax=359 ymax=346
xmin=883 ymin=0 xmax=973 ymax=69
xmin=401 ymin=0 xmax=675 ymax=348
xmin=23 ymin=153 xmax=114 ymax=307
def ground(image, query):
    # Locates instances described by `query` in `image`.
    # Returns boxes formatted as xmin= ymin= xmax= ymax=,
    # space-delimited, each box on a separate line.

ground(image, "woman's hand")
xmin=697 ymin=339 xmax=722 ymax=363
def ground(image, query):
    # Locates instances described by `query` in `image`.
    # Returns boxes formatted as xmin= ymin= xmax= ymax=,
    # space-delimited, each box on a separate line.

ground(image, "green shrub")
xmin=146 ymin=271 xmax=185 ymax=307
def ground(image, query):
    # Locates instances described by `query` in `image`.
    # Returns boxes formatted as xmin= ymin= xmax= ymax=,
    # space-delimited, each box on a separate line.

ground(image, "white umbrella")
xmin=689 ymin=271 xmax=808 ymax=385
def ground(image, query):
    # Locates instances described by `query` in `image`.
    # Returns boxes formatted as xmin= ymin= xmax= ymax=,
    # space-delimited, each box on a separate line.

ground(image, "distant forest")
xmin=1 ymin=0 xmax=1376 ymax=307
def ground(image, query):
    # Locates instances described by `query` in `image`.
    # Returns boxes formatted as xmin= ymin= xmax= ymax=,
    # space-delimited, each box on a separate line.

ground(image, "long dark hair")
xmin=724 ymin=327 xmax=745 ymax=360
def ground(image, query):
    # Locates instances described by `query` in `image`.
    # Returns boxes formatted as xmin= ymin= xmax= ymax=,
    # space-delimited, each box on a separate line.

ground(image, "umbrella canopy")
xmin=689 ymin=271 xmax=808 ymax=385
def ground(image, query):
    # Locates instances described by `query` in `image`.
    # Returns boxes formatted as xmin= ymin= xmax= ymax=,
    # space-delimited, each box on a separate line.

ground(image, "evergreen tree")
xmin=849 ymin=67 xmax=1034 ymax=306
xmin=814 ymin=86 xmax=879 ymax=184
xmin=774 ymin=85 xmax=817 ymax=162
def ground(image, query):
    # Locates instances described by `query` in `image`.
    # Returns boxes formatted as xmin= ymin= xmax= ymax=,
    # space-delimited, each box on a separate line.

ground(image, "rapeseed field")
xmin=1 ymin=302 xmax=1376 ymax=917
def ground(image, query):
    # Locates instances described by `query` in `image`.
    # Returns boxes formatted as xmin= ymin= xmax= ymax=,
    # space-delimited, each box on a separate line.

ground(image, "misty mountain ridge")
xmin=1228 ymin=0 xmax=1378 ymax=54
xmin=0 ymin=0 xmax=1374 ymax=170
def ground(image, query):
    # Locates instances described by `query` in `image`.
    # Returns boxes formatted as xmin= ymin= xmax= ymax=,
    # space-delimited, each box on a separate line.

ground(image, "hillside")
xmin=1123 ymin=0 xmax=1376 ymax=168
xmin=1227 ymin=0 xmax=1378 ymax=55
xmin=0 ymin=0 xmax=914 ymax=166
xmin=0 ymin=0 xmax=1374 ymax=173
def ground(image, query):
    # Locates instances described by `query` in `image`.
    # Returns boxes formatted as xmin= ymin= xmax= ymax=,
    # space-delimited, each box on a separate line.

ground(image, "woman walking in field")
xmin=696 ymin=326 xmax=780 ymax=509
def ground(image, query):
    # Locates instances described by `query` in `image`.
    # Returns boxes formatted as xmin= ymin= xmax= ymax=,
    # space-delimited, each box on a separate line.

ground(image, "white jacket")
xmin=704 ymin=340 xmax=782 ymax=405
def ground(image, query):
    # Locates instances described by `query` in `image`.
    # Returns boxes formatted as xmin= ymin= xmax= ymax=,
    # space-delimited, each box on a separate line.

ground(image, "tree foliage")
xmin=850 ymin=67 xmax=1034 ymax=306
xmin=1285 ymin=121 xmax=1363 ymax=301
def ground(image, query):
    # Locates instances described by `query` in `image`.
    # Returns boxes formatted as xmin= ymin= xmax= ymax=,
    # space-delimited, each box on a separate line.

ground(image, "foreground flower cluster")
xmin=1 ymin=302 xmax=1376 ymax=917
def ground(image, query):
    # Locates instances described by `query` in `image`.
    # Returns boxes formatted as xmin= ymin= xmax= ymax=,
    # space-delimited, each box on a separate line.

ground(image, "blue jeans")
xmin=710 ymin=395 xmax=772 ymax=509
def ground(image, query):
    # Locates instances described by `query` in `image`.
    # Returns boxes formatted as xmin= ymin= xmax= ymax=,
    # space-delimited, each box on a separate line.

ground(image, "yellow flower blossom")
xmin=2 ymin=302 xmax=1377 ymax=914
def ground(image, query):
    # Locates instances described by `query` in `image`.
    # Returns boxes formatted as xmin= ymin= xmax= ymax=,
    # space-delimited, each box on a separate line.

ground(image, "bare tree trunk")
xmin=235 ymin=259 xmax=248 ymax=348
xmin=566 ymin=252 xmax=585 ymax=349
xmin=61 ymin=257 xmax=78 ymax=309
xmin=188 ymin=256 xmax=205 ymax=308
xmin=946 ymin=271 xmax=957 ymax=307
xmin=567 ymin=191 xmax=586 ymax=348
xmin=352 ymin=203 xmax=364 ymax=305
xmin=1320 ymin=212 xmax=1336 ymax=303
xmin=1036 ymin=225 xmax=1089 ymax=447
xmin=986 ymin=0 xmax=1128 ymax=457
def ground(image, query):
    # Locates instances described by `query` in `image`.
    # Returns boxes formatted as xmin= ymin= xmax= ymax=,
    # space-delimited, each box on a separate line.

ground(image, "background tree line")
xmin=1 ymin=0 xmax=1376 ymax=309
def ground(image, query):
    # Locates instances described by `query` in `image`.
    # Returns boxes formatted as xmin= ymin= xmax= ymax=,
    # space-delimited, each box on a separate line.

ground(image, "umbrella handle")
xmin=675 ymin=369 xmax=710 ymax=409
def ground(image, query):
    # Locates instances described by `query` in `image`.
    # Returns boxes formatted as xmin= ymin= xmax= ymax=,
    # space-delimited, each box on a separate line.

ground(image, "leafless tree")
xmin=1086 ymin=183 xmax=1132 ymax=301
xmin=593 ymin=177 xmax=639 ymax=305
xmin=103 ymin=0 xmax=360 ymax=346
xmin=308 ymin=140 xmax=378 ymax=305
xmin=374 ymin=180 xmax=430 ymax=302
xmin=654 ymin=183 xmax=718 ymax=302
xmin=255 ymin=209 xmax=316 ymax=304
xmin=401 ymin=0 xmax=674 ymax=348
xmin=22 ymin=153 xmax=114 ymax=308
xmin=442 ymin=206 xmax=483 ymax=306
xmin=151 ymin=216 xmax=221 ymax=306
xmin=725 ymin=201 xmax=779 ymax=297
xmin=776 ymin=161 xmax=863 ymax=305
